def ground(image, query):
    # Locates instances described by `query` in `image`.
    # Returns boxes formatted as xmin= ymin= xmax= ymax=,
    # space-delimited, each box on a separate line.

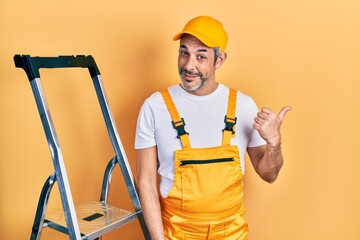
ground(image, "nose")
xmin=182 ymin=56 xmax=196 ymax=71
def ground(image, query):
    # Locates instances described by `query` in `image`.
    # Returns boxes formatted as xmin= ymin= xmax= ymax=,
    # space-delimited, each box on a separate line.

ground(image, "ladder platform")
xmin=45 ymin=201 xmax=139 ymax=239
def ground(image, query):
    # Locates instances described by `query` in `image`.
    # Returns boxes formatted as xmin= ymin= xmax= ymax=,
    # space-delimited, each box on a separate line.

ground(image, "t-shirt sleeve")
xmin=134 ymin=100 xmax=157 ymax=149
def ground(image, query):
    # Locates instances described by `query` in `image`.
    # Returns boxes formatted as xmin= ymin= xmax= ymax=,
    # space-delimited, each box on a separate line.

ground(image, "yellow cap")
xmin=173 ymin=16 xmax=228 ymax=52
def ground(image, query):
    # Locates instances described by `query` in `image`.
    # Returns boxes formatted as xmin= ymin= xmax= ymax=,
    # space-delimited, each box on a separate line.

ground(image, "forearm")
xmin=137 ymin=146 xmax=165 ymax=239
xmin=138 ymin=182 xmax=165 ymax=239
xmin=256 ymin=142 xmax=284 ymax=183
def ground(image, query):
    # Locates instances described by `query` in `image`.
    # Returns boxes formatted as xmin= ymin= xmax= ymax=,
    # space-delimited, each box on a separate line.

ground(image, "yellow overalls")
xmin=160 ymin=88 xmax=248 ymax=240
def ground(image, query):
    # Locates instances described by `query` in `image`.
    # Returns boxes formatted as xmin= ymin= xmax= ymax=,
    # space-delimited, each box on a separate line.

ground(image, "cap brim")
xmin=172 ymin=31 xmax=218 ymax=49
xmin=173 ymin=32 xmax=183 ymax=41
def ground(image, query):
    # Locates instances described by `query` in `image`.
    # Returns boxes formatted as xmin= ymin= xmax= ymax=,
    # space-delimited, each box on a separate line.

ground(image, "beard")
xmin=179 ymin=68 xmax=207 ymax=92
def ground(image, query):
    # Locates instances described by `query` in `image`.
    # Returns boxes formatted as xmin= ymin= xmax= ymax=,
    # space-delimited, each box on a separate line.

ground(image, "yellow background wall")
xmin=1 ymin=0 xmax=359 ymax=239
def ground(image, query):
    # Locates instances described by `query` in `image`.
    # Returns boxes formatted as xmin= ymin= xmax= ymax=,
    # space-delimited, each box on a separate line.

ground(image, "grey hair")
xmin=213 ymin=47 xmax=221 ymax=64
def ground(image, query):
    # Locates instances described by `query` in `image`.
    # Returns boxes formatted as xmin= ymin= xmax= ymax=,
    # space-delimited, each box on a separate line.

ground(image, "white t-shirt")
xmin=135 ymin=84 xmax=266 ymax=197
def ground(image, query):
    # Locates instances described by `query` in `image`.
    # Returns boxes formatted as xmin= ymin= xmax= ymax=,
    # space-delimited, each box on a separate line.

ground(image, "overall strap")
xmin=160 ymin=89 xmax=191 ymax=149
xmin=222 ymin=88 xmax=237 ymax=146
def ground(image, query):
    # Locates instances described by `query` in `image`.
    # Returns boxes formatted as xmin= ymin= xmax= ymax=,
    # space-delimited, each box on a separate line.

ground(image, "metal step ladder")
xmin=14 ymin=55 xmax=150 ymax=240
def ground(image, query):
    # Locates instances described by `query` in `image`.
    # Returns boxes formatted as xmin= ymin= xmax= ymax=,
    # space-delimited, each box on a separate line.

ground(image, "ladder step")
xmin=45 ymin=201 xmax=138 ymax=239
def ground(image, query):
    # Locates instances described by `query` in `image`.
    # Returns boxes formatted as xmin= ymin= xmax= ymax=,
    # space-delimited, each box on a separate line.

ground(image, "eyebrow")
xmin=180 ymin=44 xmax=208 ymax=53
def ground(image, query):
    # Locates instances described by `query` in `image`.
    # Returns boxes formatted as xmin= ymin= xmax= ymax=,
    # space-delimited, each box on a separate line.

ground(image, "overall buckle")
xmin=223 ymin=115 xmax=237 ymax=134
xmin=172 ymin=118 xmax=189 ymax=138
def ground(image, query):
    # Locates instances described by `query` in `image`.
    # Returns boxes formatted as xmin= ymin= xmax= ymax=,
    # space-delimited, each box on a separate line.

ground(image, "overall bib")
xmin=160 ymin=89 xmax=248 ymax=240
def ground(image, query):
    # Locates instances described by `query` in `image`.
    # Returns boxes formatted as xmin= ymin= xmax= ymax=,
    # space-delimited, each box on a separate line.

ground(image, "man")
xmin=135 ymin=15 xmax=291 ymax=240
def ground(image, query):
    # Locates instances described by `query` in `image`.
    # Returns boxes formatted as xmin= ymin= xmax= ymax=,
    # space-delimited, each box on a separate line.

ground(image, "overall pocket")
xmin=175 ymin=146 xmax=243 ymax=214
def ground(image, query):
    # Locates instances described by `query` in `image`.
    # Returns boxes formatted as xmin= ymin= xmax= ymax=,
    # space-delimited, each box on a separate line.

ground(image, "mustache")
xmin=179 ymin=68 xmax=203 ymax=77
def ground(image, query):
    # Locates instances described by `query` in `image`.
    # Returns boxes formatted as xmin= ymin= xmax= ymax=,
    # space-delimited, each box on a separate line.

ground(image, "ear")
xmin=215 ymin=52 xmax=227 ymax=69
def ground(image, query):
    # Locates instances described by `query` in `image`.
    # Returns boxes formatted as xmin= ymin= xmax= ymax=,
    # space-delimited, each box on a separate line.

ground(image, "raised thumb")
xmin=278 ymin=106 xmax=292 ymax=122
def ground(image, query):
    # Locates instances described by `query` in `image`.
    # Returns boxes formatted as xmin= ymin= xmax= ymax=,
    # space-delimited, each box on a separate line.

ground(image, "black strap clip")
xmin=223 ymin=115 xmax=237 ymax=134
xmin=172 ymin=118 xmax=189 ymax=138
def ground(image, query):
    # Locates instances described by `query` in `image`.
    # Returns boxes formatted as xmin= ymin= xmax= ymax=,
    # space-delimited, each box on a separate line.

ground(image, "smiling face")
xmin=177 ymin=34 xmax=227 ymax=95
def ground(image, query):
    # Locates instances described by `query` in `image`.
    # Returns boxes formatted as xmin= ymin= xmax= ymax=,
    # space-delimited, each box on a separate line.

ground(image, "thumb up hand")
xmin=253 ymin=106 xmax=292 ymax=147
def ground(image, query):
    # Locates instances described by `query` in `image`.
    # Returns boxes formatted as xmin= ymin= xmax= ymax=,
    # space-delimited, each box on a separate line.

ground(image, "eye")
xmin=197 ymin=55 xmax=207 ymax=60
xmin=179 ymin=50 xmax=189 ymax=57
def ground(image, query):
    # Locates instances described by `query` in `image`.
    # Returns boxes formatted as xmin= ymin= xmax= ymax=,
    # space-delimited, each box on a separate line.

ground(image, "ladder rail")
xmin=100 ymin=157 xmax=117 ymax=203
xmin=31 ymin=173 xmax=57 ymax=240
xmin=91 ymin=75 xmax=139 ymax=206
xmin=92 ymin=74 xmax=150 ymax=238
xmin=30 ymin=77 xmax=82 ymax=239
